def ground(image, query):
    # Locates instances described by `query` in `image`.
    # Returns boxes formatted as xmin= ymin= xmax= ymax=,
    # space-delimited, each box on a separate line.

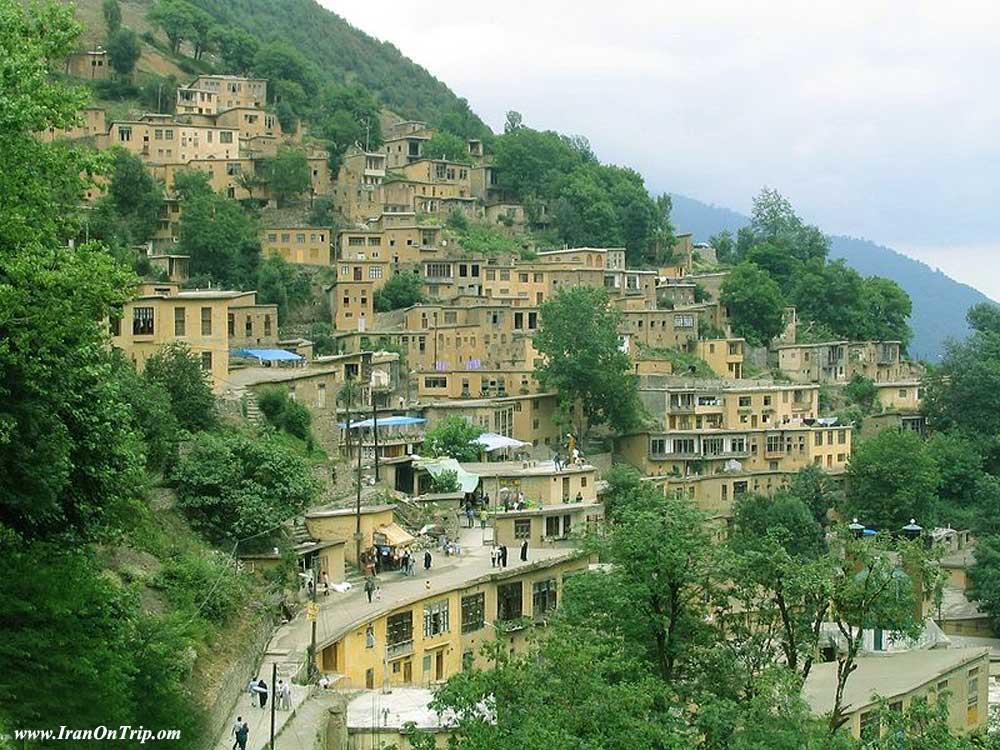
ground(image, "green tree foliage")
xmin=143 ymin=342 xmax=217 ymax=432
xmin=260 ymin=145 xmax=311 ymax=206
xmin=843 ymin=374 xmax=878 ymax=414
xmin=177 ymin=190 xmax=260 ymax=288
xmin=732 ymin=492 xmax=824 ymax=559
xmin=789 ymin=463 xmax=840 ymax=527
xmin=720 ymin=263 xmax=785 ymax=346
xmin=429 ymin=469 xmax=461 ymax=494
xmin=111 ymin=353 xmax=180 ymax=471
xmin=856 ymin=276 xmax=912 ymax=344
xmin=156 ymin=550 xmax=247 ymax=626
xmin=842 ymin=429 xmax=940 ymax=530
xmin=422 ymin=130 xmax=471 ymax=163
xmin=256 ymin=255 xmax=311 ymax=322
xmin=534 ymin=286 xmax=643 ymax=435
xmin=149 ymin=0 xmax=195 ymax=54
xmin=749 ymin=187 xmax=829 ymax=263
xmin=106 ymin=28 xmax=141 ymax=77
xmin=93 ymin=149 xmax=164 ymax=246
xmin=171 ymin=429 xmax=321 ymax=544
xmin=210 ymin=26 xmax=258 ymax=73
xmin=186 ymin=4 xmax=214 ymax=60
xmin=103 ymin=0 xmax=122 ymax=33
xmin=373 ymin=272 xmax=426 ymax=312
xmin=255 ymin=386 xmax=313 ymax=440
xmin=967 ymin=535 xmax=1000 ymax=634
xmin=923 ymin=303 xmax=1000 ymax=437
xmin=316 ymin=82 xmax=381 ymax=170
xmin=253 ymin=41 xmax=317 ymax=109
xmin=709 ymin=229 xmax=736 ymax=264
xmin=423 ymin=416 xmax=483 ymax=462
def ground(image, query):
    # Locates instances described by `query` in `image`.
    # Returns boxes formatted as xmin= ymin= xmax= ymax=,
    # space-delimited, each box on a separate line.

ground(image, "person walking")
xmin=364 ymin=576 xmax=376 ymax=604
xmin=424 ymin=550 xmax=432 ymax=570
xmin=553 ymin=452 xmax=562 ymax=472
xmin=282 ymin=680 xmax=292 ymax=710
xmin=247 ymin=678 xmax=259 ymax=708
xmin=465 ymin=503 xmax=475 ymax=528
xmin=257 ymin=678 xmax=268 ymax=709
xmin=235 ymin=720 xmax=249 ymax=750
xmin=500 ymin=545 xmax=508 ymax=568
xmin=490 ymin=545 xmax=498 ymax=568
xmin=276 ymin=680 xmax=286 ymax=710
xmin=231 ymin=716 xmax=244 ymax=750
xmin=321 ymin=571 xmax=330 ymax=596
xmin=520 ymin=539 xmax=528 ymax=562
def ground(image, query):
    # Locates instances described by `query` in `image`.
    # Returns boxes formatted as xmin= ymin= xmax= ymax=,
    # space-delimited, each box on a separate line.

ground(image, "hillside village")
xmin=7 ymin=2 xmax=1000 ymax=749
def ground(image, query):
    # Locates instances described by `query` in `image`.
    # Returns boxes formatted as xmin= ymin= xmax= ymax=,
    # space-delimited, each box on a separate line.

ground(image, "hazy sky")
xmin=325 ymin=1 xmax=1000 ymax=296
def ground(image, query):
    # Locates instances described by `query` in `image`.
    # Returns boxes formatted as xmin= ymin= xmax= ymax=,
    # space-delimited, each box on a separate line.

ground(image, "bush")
xmin=430 ymin=469 xmax=461 ymax=494
xmin=157 ymin=551 xmax=247 ymax=626
xmin=374 ymin=272 xmax=426 ymax=312
xmin=256 ymin=386 xmax=312 ymax=440
xmin=424 ymin=416 xmax=482 ymax=462
xmin=171 ymin=429 xmax=322 ymax=545
xmin=144 ymin=342 xmax=216 ymax=432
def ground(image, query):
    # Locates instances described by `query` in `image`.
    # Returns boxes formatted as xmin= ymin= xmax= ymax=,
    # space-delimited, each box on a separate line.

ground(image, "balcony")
xmin=386 ymin=639 xmax=414 ymax=660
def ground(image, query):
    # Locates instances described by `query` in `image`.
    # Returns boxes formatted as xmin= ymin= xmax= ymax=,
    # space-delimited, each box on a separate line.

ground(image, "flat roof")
xmin=804 ymin=648 xmax=989 ymax=716
xmin=347 ymin=688 xmax=454 ymax=732
xmin=461 ymin=460 xmax=594 ymax=478
xmin=306 ymin=504 xmax=396 ymax=519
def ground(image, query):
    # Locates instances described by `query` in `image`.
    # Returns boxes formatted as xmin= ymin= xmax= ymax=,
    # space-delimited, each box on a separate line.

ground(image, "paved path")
xmin=217 ymin=526 xmax=574 ymax=749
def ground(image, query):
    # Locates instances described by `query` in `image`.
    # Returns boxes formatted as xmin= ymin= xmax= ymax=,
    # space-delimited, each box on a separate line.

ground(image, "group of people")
xmin=502 ymin=491 xmax=529 ymax=512
xmin=306 ymin=571 xmax=331 ymax=598
xmin=245 ymin=677 xmax=293 ymax=711
xmin=490 ymin=539 xmax=529 ymax=568
xmin=553 ymin=433 xmax=584 ymax=472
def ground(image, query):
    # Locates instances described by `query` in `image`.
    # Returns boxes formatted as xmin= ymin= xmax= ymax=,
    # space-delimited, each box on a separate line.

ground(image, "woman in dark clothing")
xmin=257 ymin=678 xmax=268 ymax=709
xmin=520 ymin=540 xmax=528 ymax=561
xmin=424 ymin=550 xmax=432 ymax=570
xmin=500 ymin=545 xmax=508 ymax=568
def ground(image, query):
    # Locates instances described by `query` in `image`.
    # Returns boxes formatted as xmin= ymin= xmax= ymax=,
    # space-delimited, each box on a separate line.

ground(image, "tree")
xmin=106 ymin=28 xmax=141 ymax=78
xmin=720 ymin=263 xmax=785 ymax=346
xmin=261 ymin=146 xmax=310 ymax=206
xmin=102 ymin=0 xmax=122 ymax=33
xmin=316 ymin=82 xmax=381 ymax=170
xmin=186 ymin=5 xmax=214 ymax=60
xmin=111 ymin=353 xmax=179 ymax=472
xmin=177 ymin=190 xmax=260 ymax=288
xmin=842 ymin=429 xmax=940 ymax=531
xmin=709 ymin=229 xmax=736 ymax=264
xmin=148 ymin=0 xmax=194 ymax=55
xmin=789 ymin=464 xmax=840 ymax=527
xmin=256 ymin=386 xmax=312 ymax=441
xmin=171 ymin=429 xmax=321 ymax=544
xmin=429 ymin=469 xmax=461 ymax=494
xmin=210 ymin=26 xmax=258 ymax=73
xmin=257 ymin=255 xmax=310 ymax=322
xmin=373 ymin=272 xmax=426 ymax=312
xmin=254 ymin=42 xmax=317 ymax=102
xmin=503 ymin=110 xmax=523 ymax=133
xmin=749 ymin=187 xmax=828 ymax=262
xmin=967 ymin=535 xmax=1000 ymax=633
xmin=143 ymin=342 xmax=216 ymax=432
xmin=732 ymin=492 xmax=824 ymax=559
xmin=534 ymin=286 xmax=642 ymax=436
xmin=423 ymin=416 xmax=483 ymax=462
xmin=843 ymin=374 xmax=878 ymax=414
xmin=857 ymin=276 xmax=912 ymax=346
xmin=422 ymin=130 xmax=471 ymax=163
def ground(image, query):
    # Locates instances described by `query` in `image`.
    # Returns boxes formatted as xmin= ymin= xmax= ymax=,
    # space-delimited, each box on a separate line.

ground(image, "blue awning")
xmin=234 ymin=348 xmax=304 ymax=362
xmin=338 ymin=416 xmax=427 ymax=429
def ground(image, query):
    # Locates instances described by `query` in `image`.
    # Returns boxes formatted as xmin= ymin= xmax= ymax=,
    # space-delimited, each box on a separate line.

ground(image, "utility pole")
xmin=372 ymin=399 xmax=380 ymax=482
xmin=269 ymin=662 xmax=277 ymax=748
xmin=308 ymin=553 xmax=318 ymax=681
xmin=355 ymin=411 xmax=364 ymax=567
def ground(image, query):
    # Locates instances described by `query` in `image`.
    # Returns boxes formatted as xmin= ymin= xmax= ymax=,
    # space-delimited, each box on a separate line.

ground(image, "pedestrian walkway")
xmin=216 ymin=526 xmax=577 ymax=749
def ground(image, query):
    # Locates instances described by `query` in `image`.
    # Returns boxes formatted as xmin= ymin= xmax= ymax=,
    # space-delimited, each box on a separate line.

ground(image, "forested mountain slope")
xmin=670 ymin=193 xmax=993 ymax=360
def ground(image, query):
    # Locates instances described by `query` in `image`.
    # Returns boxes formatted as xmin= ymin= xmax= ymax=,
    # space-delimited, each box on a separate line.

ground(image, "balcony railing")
xmin=386 ymin=639 xmax=414 ymax=660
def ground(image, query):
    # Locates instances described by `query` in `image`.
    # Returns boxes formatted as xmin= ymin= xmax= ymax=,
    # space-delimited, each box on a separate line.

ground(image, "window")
xmin=200 ymin=307 xmax=212 ymax=336
xmin=703 ymin=437 xmax=724 ymax=456
xmin=838 ymin=429 xmax=847 ymax=444
xmin=766 ymin=435 xmax=782 ymax=453
xmin=118 ymin=126 xmax=132 ymax=142
xmin=226 ymin=163 xmax=242 ymax=176
xmin=132 ymin=307 xmax=154 ymax=335
xmin=859 ymin=711 xmax=879 ymax=741
xmin=763 ymin=395 xmax=772 ymax=406
xmin=514 ymin=519 xmax=531 ymax=539
xmin=423 ymin=376 xmax=447 ymax=389
xmin=814 ymin=432 xmax=823 ymax=446
xmin=545 ymin=516 xmax=561 ymax=537
xmin=369 ymin=266 xmax=383 ymax=280
xmin=426 ymin=263 xmax=451 ymax=278
xmin=731 ymin=436 xmax=746 ymax=453
xmin=219 ymin=131 xmax=233 ymax=143
xmin=200 ymin=351 xmax=212 ymax=370
xmin=497 ymin=582 xmax=523 ymax=621
xmin=264 ymin=315 xmax=271 ymax=336
xmin=968 ymin=667 xmax=980 ymax=724
xmin=674 ymin=438 xmax=695 ymax=454
xmin=317 ymin=384 xmax=326 ymax=408
xmin=461 ymin=593 xmax=485 ymax=634
xmin=532 ymin=579 xmax=557 ymax=618
xmin=386 ymin=611 xmax=413 ymax=646
xmin=673 ymin=314 xmax=695 ymax=328
xmin=738 ymin=396 xmax=752 ymax=407
xmin=296 ymin=233 xmax=306 ymax=243
xmin=245 ymin=316 xmax=253 ymax=336
xmin=423 ymin=600 xmax=450 ymax=638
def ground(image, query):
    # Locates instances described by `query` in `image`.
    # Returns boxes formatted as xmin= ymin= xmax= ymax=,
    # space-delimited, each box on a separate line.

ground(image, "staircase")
xmin=343 ymin=560 xmax=366 ymax=587
xmin=290 ymin=517 xmax=311 ymax=545
xmin=244 ymin=392 xmax=263 ymax=424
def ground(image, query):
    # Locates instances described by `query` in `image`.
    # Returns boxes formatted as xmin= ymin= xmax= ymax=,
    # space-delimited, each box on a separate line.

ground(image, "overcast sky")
xmin=325 ymin=1 xmax=1000 ymax=296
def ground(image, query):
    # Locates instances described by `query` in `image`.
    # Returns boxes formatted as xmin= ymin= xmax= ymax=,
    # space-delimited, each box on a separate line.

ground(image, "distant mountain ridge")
xmin=669 ymin=193 xmax=992 ymax=360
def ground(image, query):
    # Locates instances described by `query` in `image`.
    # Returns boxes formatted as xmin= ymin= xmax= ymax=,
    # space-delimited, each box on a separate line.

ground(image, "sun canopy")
xmin=473 ymin=432 xmax=529 ymax=452
xmin=338 ymin=416 xmax=427 ymax=429
xmin=413 ymin=456 xmax=481 ymax=494
xmin=373 ymin=522 xmax=415 ymax=548
xmin=234 ymin=348 xmax=303 ymax=362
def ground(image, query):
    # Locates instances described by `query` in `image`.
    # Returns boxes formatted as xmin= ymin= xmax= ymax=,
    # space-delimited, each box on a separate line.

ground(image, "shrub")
xmin=157 ymin=551 xmax=247 ymax=626
xmin=430 ymin=469 xmax=461 ymax=494
xmin=255 ymin=386 xmax=312 ymax=440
